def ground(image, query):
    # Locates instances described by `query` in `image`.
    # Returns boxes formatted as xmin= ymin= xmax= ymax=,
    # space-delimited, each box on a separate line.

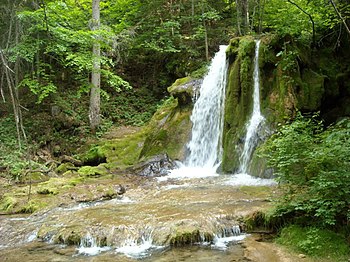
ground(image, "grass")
xmin=277 ymin=225 xmax=350 ymax=261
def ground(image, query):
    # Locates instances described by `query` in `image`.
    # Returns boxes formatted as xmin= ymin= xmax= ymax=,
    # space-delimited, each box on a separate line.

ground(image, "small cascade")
xmin=185 ymin=45 xmax=229 ymax=170
xmin=212 ymin=225 xmax=246 ymax=250
xmin=115 ymin=229 xmax=163 ymax=259
xmin=239 ymin=40 xmax=264 ymax=174
xmin=77 ymin=233 xmax=111 ymax=256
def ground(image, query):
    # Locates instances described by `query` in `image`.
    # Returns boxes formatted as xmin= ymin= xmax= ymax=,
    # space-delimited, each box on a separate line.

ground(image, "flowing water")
xmin=239 ymin=40 xmax=265 ymax=174
xmin=185 ymin=45 xmax=228 ymax=170
xmin=0 ymin=43 xmax=278 ymax=261
xmin=165 ymin=45 xmax=229 ymax=180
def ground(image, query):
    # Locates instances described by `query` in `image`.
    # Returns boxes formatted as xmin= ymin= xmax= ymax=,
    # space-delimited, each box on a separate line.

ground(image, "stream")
xmin=0 ymin=174 xmax=276 ymax=261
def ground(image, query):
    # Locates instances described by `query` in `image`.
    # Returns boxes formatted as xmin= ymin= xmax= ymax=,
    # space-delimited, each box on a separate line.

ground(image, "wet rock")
xmin=298 ymin=254 xmax=306 ymax=258
xmin=128 ymin=154 xmax=175 ymax=177
xmin=102 ymin=184 xmax=126 ymax=199
xmin=168 ymin=77 xmax=202 ymax=106
xmin=116 ymin=184 xmax=126 ymax=195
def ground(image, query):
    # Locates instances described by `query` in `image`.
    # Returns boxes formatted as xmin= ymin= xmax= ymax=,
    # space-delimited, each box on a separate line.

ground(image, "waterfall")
xmin=185 ymin=45 xmax=228 ymax=170
xmin=239 ymin=40 xmax=264 ymax=174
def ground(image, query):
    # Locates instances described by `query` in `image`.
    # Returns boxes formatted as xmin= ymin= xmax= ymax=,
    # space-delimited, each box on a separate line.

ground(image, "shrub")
xmin=261 ymin=114 xmax=350 ymax=227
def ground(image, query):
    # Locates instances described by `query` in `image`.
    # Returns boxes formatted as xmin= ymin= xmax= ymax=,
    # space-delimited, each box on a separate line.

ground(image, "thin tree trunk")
xmin=258 ymin=0 xmax=265 ymax=34
xmin=243 ymin=0 xmax=250 ymax=34
xmin=201 ymin=2 xmax=209 ymax=61
xmin=192 ymin=0 xmax=194 ymax=17
xmin=0 ymin=51 xmax=22 ymax=149
xmin=204 ymin=21 xmax=209 ymax=61
xmin=89 ymin=0 xmax=101 ymax=131
xmin=236 ymin=0 xmax=242 ymax=35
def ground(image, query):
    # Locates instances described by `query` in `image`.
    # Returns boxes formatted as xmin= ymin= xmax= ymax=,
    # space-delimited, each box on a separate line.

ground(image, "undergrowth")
xmin=277 ymin=225 xmax=350 ymax=261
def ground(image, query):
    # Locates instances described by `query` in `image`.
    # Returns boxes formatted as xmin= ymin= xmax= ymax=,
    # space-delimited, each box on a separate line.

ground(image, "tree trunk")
xmin=89 ymin=0 xmax=101 ymax=131
xmin=242 ymin=0 xmax=250 ymax=34
xmin=236 ymin=0 xmax=242 ymax=35
xmin=236 ymin=0 xmax=250 ymax=35
xmin=201 ymin=2 xmax=209 ymax=61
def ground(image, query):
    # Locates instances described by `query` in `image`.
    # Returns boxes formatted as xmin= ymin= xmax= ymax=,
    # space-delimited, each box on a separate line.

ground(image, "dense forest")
xmin=0 ymin=0 xmax=349 ymax=260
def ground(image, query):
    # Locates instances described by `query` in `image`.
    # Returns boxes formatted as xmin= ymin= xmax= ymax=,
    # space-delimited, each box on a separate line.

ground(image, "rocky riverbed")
xmin=0 ymin=170 xmax=313 ymax=261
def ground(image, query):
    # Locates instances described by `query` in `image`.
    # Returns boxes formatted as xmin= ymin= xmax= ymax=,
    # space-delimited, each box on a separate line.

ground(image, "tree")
xmin=89 ymin=0 xmax=101 ymax=131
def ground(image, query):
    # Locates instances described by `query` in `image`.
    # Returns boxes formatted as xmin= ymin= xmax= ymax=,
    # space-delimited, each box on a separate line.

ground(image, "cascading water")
xmin=161 ymin=45 xmax=229 ymax=180
xmin=185 ymin=45 xmax=228 ymax=170
xmin=239 ymin=40 xmax=264 ymax=174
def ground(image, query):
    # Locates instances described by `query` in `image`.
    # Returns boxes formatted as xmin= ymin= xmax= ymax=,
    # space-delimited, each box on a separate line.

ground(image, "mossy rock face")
xmin=56 ymin=163 xmax=75 ymax=175
xmin=19 ymin=200 xmax=46 ymax=214
xmin=54 ymin=227 xmax=86 ymax=245
xmin=222 ymin=36 xmax=256 ymax=173
xmin=296 ymin=69 xmax=325 ymax=111
xmin=128 ymin=153 xmax=175 ymax=177
xmin=248 ymin=145 xmax=274 ymax=178
xmin=222 ymin=34 xmax=331 ymax=175
xmin=169 ymin=228 xmax=201 ymax=246
xmin=259 ymin=35 xmax=298 ymax=126
xmin=259 ymin=34 xmax=325 ymax=124
xmin=140 ymin=96 xmax=193 ymax=161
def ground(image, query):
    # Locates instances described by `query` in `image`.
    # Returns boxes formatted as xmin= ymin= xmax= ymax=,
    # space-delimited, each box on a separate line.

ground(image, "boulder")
xmin=167 ymin=77 xmax=202 ymax=106
xmin=127 ymin=154 xmax=175 ymax=177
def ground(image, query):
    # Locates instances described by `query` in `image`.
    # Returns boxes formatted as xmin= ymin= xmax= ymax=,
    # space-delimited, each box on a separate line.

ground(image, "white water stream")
xmin=239 ymin=40 xmax=264 ymax=174
xmin=164 ymin=45 xmax=228 ymax=180
xmin=185 ymin=45 xmax=228 ymax=170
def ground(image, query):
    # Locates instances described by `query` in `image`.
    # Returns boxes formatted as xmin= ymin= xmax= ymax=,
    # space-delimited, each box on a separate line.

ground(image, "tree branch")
xmin=329 ymin=0 xmax=350 ymax=37
xmin=286 ymin=0 xmax=315 ymax=46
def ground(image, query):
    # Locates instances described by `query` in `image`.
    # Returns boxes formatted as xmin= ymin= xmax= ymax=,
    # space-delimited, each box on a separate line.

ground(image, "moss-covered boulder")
xmin=140 ymin=79 xmax=195 ymax=161
xmin=167 ymin=77 xmax=202 ymax=106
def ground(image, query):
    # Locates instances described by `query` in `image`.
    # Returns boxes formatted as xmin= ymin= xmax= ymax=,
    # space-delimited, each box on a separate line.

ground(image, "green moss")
xmin=140 ymin=96 xmax=192 ymax=161
xmin=77 ymin=165 xmax=108 ymax=177
xmin=37 ymin=187 xmax=58 ymax=195
xmin=19 ymin=200 xmax=46 ymax=214
xmin=0 ymin=196 xmax=18 ymax=212
xmin=36 ymin=178 xmax=65 ymax=195
xmin=67 ymin=176 xmax=84 ymax=186
xmin=169 ymin=228 xmax=202 ymax=246
xmin=244 ymin=210 xmax=283 ymax=232
xmin=167 ymin=77 xmax=192 ymax=93
xmin=56 ymin=163 xmax=75 ymax=174
xmin=54 ymin=227 xmax=86 ymax=245
xmin=296 ymin=69 xmax=325 ymax=111
xmin=226 ymin=37 xmax=240 ymax=60
xmin=102 ymin=130 xmax=147 ymax=169
xmin=222 ymin=36 xmax=256 ymax=172
xmin=81 ymin=145 xmax=106 ymax=166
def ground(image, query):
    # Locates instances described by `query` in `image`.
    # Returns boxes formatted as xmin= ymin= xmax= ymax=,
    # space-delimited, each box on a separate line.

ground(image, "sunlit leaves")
xmin=19 ymin=77 xmax=57 ymax=104
xmin=262 ymin=114 xmax=350 ymax=226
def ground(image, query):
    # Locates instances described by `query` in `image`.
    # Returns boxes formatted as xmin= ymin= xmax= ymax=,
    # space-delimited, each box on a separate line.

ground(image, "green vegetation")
xmin=254 ymin=114 xmax=350 ymax=259
xmin=261 ymin=114 xmax=350 ymax=227
xmin=277 ymin=225 xmax=350 ymax=261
